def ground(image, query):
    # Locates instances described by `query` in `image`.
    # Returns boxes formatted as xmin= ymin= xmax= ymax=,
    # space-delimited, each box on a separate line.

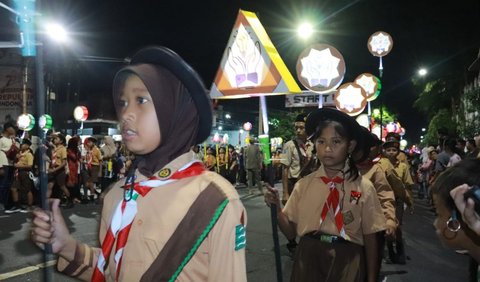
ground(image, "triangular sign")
xmin=209 ymin=10 xmax=301 ymax=99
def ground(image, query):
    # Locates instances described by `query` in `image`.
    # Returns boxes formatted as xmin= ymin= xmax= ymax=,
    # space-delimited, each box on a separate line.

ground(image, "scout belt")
xmin=305 ymin=232 xmax=347 ymax=243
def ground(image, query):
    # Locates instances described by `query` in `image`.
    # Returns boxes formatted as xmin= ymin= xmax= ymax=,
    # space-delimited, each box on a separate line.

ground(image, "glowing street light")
xmin=45 ymin=22 xmax=69 ymax=43
xmin=297 ymin=22 xmax=314 ymax=40
xmin=418 ymin=68 xmax=428 ymax=76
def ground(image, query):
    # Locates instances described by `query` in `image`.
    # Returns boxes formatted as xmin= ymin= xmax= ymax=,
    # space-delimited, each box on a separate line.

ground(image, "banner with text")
xmin=285 ymin=91 xmax=335 ymax=108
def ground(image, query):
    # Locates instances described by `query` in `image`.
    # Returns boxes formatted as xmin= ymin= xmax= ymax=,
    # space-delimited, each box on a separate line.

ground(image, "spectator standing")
xmin=0 ymin=122 xmax=18 ymax=210
xmin=244 ymin=138 xmax=263 ymax=195
xmin=100 ymin=135 xmax=117 ymax=191
xmin=465 ymin=139 xmax=480 ymax=159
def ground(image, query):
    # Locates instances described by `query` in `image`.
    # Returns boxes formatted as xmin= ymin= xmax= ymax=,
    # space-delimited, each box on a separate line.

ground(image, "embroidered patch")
xmin=342 ymin=210 xmax=354 ymax=225
xmin=235 ymin=225 xmax=246 ymax=251
xmin=157 ymin=168 xmax=171 ymax=178
xmin=350 ymin=191 xmax=362 ymax=205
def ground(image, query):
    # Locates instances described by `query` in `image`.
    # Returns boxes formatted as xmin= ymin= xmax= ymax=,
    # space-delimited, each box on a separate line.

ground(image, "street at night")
xmin=0 ymin=185 xmax=470 ymax=281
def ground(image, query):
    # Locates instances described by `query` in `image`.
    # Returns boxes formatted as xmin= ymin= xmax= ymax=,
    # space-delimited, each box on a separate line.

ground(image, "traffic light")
xmin=13 ymin=0 xmax=36 ymax=56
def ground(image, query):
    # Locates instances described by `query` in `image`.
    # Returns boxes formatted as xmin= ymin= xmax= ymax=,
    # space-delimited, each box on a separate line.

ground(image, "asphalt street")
xmin=0 ymin=183 xmax=470 ymax=281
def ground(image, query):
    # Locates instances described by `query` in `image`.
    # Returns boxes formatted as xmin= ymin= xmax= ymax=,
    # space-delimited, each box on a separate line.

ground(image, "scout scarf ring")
xmin=92 ymin=161 xmax=205 ymax=282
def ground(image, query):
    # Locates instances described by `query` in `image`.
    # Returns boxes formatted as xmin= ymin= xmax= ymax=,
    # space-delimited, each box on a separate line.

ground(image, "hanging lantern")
xmin=39 ymin=114 xmax=53 ymax=130
xmin=399 ymin=127 xmax=406 ymax=136
xmin=386 ymin=122 xmax=397 ymax=133
xmin=73 ymin=106 xmax=89 ymax=121
xmin=400 ymin=139 xmax=408 ymax=150
xmin=222 ymin=134 xmax=229 ymax=144
xmin=243 ymin=122 xmax=252 ymax=131
xmin=17 ymin=114 xmax=35 ymax=131
xmin=212 ymin=132 xmax=221 ymax=143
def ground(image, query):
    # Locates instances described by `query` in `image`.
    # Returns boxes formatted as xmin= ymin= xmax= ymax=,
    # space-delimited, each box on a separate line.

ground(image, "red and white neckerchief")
xmin=319 ymin=176 xmax=349 ymax=240
xmin=91 ymin=160 xmax=206 ymax=282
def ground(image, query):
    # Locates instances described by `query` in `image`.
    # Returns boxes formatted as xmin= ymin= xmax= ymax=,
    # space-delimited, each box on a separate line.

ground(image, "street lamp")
xmin=45 ymin=22 xmax=69 ymax=43
xmin=418 ymin=68 xmax=428 ymax=76
xmin=297 ymin=22 xmax=314 ymax=40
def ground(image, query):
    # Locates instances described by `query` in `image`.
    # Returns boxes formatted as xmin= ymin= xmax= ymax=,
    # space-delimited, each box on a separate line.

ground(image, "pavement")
xmin=0 ymin=182 xmax=471 ymax=281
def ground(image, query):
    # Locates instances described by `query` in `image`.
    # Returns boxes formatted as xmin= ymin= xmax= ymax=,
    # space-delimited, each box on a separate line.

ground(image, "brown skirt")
xmin=290 ymin=234 xmax=366 ymax=282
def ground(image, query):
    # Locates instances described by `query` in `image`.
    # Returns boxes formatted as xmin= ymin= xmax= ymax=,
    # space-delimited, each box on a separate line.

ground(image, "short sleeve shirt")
xmin=91 ymin=146 xmax=102 ymax=166
xmin=17 ymin=151 xmax=34 ymax=167
xmin=280 ymin=140 xmax=314 ymax=179
xmin=53 ymin=145 xmax=67 ymax=167
xmin=283 ymin=165 xmax=386 ymax=245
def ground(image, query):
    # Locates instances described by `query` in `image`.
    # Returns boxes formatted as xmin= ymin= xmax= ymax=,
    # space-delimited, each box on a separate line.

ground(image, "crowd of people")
xmin=0 ymin=124 xmax=135 ymax=213
xmin=0 ymin=45 xmax=479 ymax=281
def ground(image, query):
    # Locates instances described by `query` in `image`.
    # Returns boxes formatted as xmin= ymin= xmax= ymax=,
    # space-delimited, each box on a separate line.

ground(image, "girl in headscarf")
xmin=31 ymin=46 xmax=247 ymax=281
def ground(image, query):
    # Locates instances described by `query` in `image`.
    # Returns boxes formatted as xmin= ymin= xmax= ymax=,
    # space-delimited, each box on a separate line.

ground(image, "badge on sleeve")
xmin=235 ymin=225 xmax=246 ymax=251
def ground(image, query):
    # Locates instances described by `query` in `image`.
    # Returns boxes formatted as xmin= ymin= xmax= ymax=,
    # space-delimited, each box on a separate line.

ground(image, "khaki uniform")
xmin=57 ymin=152 xmax=247 ymax=281
xmin=283 ymin=165 xmax=386 ymax=246
xmin=362 ymin=163 xmax=397 ymax=230
xmin=280 ymin=140 xmax=314 ymax=179
xmin=52 ymin=145 xmax=67 ymax=168
xmin=378 ymin=158 xmax=414 ymax=208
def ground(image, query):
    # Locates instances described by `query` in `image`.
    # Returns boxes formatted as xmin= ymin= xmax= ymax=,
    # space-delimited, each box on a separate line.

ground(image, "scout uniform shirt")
xmin=91 ymin=146 xmax=102 ymax=166
xmin=16 ymin=150 xmax=34 ymax=168
xmin=362 ymin=163 xmax=397 ymax=230
xmin=57 ymin=151 xmax=247 ymax=282
xmin=378 ymin=158 xmax=414 ymax=206
xmin=283 ymin=165 xmax=386 ymax=245
xmin=281 ymin=140 xmax=313 ymax=179
xmin=52 ymin=144 xmax=67 ymax=168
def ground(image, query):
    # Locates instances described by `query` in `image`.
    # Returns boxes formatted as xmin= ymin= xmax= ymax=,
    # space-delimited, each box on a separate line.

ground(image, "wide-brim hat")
xmin=124 ymin=46 xmax=212 ymax=144
xmin=356 ymin=126 xmax=382 ymax=162
xmin=383 ymin=140 xmax=400 ymax=149
xmin=306 ymin=108 xmax=362 ymax=140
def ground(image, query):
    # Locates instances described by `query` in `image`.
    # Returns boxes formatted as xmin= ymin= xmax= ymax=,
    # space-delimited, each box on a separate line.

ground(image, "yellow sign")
xmin=209 ymin=10 xmax=301 ymax=99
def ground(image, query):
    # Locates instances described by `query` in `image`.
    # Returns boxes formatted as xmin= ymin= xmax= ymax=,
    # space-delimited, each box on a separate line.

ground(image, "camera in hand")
xmin=463 ymin=185 xmax=480 ymax=215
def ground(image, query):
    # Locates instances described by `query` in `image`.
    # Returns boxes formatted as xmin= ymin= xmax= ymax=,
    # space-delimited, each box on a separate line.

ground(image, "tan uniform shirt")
xmin=53 ymin=145 xmax=67 ymax=168
xmin=378 ymin=158 xmax=414 ymax=206
xmin=283 ymin=165 xmax=386 ymax=246
xmin=91 ymin=146 xmax=102 ymax=166
xmin=362 ymin=164 xmax=397 ymax=229
xmin=280 ymin=140 xmax=313 ymax=179
xmin=16 ymin=150 xmax=33 ymax=168
xmin=57 ymin=152 xmax=247 ymax=281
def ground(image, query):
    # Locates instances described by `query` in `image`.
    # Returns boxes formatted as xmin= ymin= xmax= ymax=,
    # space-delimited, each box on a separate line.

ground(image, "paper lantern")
xmin=17 ymin=114 xmax=35 ymax=131
xmin=371 ymin=125 xmax=382 ymax=140
xmin=243 ymin=122 xmax=252 ymax=131
xmin=212 ymin=132 xmax=221 ymax=143
xmin=386 ymin=122 xmax=397 ymax=133
xmin=296 ymin=43 xmax=346 ymax=94
xmin=334 ymin=83 xmax=367 ymax=116
xmin=400 ymin=139 xmax=408 ymax=150
xmin=399 ymin=127 xmax=406 ymax=136
xmin=222 ymin=134 xmax=229 ymax=144
xmin=39 ymin=114 xmax=53 ymax=130
xmin=368 ymin=31 xmax=393 ymax=57
xmin=73 ymin=106 xmax=89 ymax=121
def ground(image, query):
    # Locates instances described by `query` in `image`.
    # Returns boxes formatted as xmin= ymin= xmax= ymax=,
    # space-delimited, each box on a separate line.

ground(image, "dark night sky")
xmin=1 ymin=0 xmax=479 ymax=143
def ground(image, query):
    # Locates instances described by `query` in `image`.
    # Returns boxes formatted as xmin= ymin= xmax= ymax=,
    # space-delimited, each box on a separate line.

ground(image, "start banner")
xmin=285 ymin=91 xmax=335 ymax=108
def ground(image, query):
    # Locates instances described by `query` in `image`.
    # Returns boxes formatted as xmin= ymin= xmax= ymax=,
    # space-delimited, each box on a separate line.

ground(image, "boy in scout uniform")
xmin=379 ymin=137 xmax=414 ymax=264
xmin=5 ymin=139 xmax=34 ymax=213
xmin=47 ymin=133 xmax=72 ymax=206
xmin=31 ymin=46 xmax=247 ymax=281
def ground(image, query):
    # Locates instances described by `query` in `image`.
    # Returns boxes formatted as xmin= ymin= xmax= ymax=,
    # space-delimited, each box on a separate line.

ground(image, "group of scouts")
xmin=271 ymin=111 xmax=414 ymax=281
xmin=28 ymin=45 xmax=416 ymax=282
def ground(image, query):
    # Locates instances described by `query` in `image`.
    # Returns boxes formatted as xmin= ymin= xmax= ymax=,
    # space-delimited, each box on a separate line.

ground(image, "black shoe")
xmin=5 ymin=206 xmax=21 ymax=214
xmin=286 ymin=239 xmax=297 ymax=255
